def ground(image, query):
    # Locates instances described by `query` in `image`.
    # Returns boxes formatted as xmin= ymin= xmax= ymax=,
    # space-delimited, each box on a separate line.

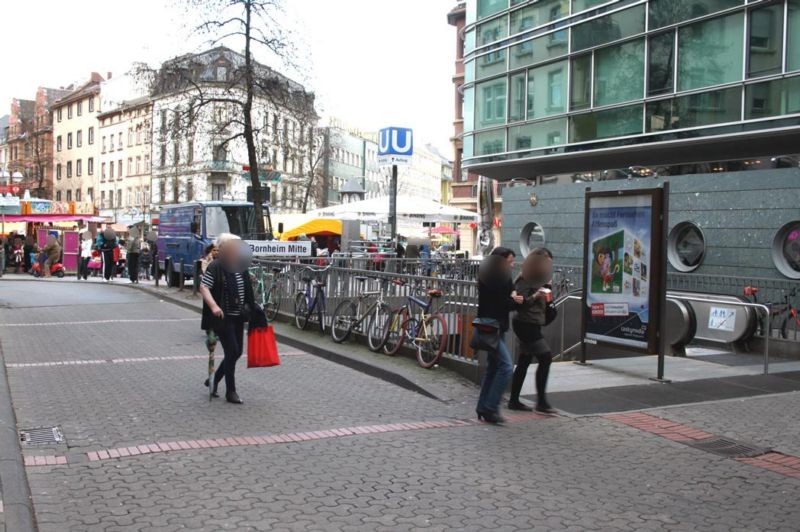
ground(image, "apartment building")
xmin=52 ymin=73 xmax=104 ymax=203
xmin=97 ymin=98 xmax=152 ymax=223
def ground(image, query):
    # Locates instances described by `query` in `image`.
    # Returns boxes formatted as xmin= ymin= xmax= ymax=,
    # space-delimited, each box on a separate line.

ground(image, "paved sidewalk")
xmin=2 ymin=278 xmax=800 ymax=531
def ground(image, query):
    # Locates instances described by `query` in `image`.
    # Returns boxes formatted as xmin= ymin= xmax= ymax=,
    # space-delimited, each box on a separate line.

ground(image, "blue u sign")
xmin=378 ymin=127 xmax=413 ymax=166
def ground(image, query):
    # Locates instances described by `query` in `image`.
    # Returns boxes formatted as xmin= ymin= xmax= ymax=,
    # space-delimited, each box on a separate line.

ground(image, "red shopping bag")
xmin=247 ymin=326 xmax=281 ymax=368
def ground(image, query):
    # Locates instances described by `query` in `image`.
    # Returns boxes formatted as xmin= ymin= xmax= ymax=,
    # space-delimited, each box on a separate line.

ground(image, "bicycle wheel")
xmin=331 ymin=299 xmax=357 ymax=343
xmin=254 ymin=279 xmax=266 ymax=308
xmin=294 ymin=293 xmax=310 ymax=330
xmin=383 ymin=308 xmax=408 ymax=356
xmin=366 ymin=304 xmax=391 ymax=352
xmin=417 ymin=314 xmax=447 ymax=369
xmin=264 ymin=284 xmax=281 ymax=321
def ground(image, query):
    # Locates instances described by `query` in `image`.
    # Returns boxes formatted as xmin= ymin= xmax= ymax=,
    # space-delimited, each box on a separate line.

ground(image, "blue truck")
xmin=156 ymin=201 xmax=273 ymax=286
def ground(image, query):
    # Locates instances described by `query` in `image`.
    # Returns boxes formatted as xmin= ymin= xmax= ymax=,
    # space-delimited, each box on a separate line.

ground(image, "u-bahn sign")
xmin=581 ymin=185 xmax=669 ymax=355
xmin=377 ymin=127 xmax=413 ymax=167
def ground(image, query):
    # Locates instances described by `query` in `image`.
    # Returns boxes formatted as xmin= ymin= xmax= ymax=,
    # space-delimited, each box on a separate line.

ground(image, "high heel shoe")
xmin=204 ymin=378 xmax=219 ymax=398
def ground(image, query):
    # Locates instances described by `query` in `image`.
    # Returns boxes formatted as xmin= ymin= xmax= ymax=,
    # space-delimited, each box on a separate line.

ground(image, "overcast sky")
xmin=1 ymin=0 xmax=456 ymax=154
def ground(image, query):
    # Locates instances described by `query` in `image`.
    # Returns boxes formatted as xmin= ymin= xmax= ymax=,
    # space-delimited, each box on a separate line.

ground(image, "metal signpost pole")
xmin=389 ymin=164 xmax=398 ymax=242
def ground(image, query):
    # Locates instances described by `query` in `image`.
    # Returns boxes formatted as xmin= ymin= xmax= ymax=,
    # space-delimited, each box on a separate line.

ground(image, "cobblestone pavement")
xmin=2 ymin=279 xmax=800 ymax=531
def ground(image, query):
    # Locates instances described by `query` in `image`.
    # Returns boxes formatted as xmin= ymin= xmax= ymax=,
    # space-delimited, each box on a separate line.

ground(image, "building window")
xmin=126 ymin=187 xmax=132 ymax=207
xmin=56 ymin=191 xmax=62 ymax=201
xmin=110 ymin=135 xmax=114 ymax=151
xmin=569 ymin=104 xmax=644 ymax=143
xmin=136 ymin=128 xmax=142 ymax=145
xmin=57 ymin=109 xmax=62 ymax=122
xmin=646 ymin=86 xmax=741 ymax=132
xmin=101 ymin=162 xmax=107 ymax=181
xmin=136 ymin=156 xmax=141 ymax=174
xmin=476 ymin=78 xmax=507 ymax=129
xmin=745 ymin=76 xmax=800 ymax=120
xmin=88 ymin=97 xmax=94 ymax=112
xmin=160 ymin=144 xmax=166 ymax=168
xmin=678 ymin=12 xmax=744 ymax=91
xmin=56 ymin=164 xmax=62 ymax=179
xmin=128 ymin=128 xmax=134 ymax=146
xmin=127 ymin=157 xmax=133 ymax=175
xmin=76 ymin=130 xmax=83 ymax=148
xmin=117 ymin=190 xmax=122 ymax=208
xmin=648 ymin=31 xmax=675 ymax=96
xmin=773 ymin=221 xmax=800 ymax=279
xmin=88 ymin=127 xmax=94 ymax=145
xmin=572 ymin=4 xmax=645 ymax=53
xmin=87 ymin=188 xmax=93 ymax=202
xmin=477 ymin=0 xmax=506 ymax=20
xmin=529 ymin=60 xmax=568 ymax=118
xmin=211 ymin=183 xmax=226 ymax=201
xmin=110 ymin=161 xmax=114 ymax=179
xmin=67 ymin=105 xmax=73 ymax=119
xmin=520 ymin=222 xmax=546 ymax=256
xmin=474 ymin=129 xmax=506 ymax=156
xmin=67 ymin=133 xmax=73 ymax=149
xmin=66 ymin=190 xmax=72 ymax=201
xmin=570 ymin=54 xmax=592 ymax=111
xmin=117 ymin=132 xmax=123 ymax=150
xmin=594 ymin=39 xmax=644 ymax=107
xmin=76 ymin=159 xmax=82 ymax=177
xmin=118 ymin=160 xmax=123 ymax=178
xmin=144 ymin=154 xmax=150 ymax=171
xmin=77 ymin=100 xmax=82 ymax=116
xmin=56 ymin=136 xmax=62 ymax=151
xmin=88 ymin=157 xmax=94 ymax=175
xmin=748 ymin=3 xmax=784 ymax=78
xmin=102 ymin=190 xmax=108 ymax=208
xmin=509 ymin=73 xmax=526 ymax=122
xmin=668 ymin=221 xmax=706 ymax=272
xmin=67 ymin=161 xmax=73 ymax=178
xmin=650 ymin=0 xmax=742 ymax=30
xmin=508 ymin=117 xmax=567 ymax=150
xmin=145 ymin=121 xmax=151 ymax=143
xmin=186 ymin=178 xmax=193 ymax=201
xmin=76 ymin=189 xmax=81 ymax=201
xmin=102 ymin=135 xmax=107 ymax=153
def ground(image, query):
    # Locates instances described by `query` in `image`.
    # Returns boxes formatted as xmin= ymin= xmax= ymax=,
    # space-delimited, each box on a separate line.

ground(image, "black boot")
xmin=226 ymin=391 xmax=243 ymax=404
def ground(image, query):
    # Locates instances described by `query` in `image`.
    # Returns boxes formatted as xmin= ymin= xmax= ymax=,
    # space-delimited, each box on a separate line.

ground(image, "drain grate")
xmin=19 ymin=427 xmax=64 ymax=446
xmin=687 ymin=437 xmax=770 ymax=458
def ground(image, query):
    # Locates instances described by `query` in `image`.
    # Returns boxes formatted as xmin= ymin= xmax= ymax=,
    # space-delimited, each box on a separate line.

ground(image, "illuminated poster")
xmin=583 ymin=192 xmax=659 ymax=349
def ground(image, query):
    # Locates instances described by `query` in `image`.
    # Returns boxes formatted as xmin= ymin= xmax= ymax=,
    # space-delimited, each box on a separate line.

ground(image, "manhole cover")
xmin=19 ymin=427 xmax=64 ymax=446
xmin=687 ymin=437 xmax=770 ymax=458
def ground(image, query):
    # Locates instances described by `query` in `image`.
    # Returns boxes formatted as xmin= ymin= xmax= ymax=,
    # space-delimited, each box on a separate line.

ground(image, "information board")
xmin=246 ymin=240 xmax=312 ymax=257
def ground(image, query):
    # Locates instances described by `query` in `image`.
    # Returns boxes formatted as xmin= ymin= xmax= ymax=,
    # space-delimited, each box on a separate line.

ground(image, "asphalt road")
xmin=1 ymin=279 xmax=799 ymax=531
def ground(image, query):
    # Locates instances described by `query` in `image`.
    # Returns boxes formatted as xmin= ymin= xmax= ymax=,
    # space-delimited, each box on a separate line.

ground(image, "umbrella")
xmin=430 ymin=226 xmax=458 ymax=235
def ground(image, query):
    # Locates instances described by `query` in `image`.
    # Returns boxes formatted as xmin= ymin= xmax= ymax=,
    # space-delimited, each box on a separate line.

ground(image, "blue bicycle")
xmin=294 ymin=265 xmax=331 ymax=333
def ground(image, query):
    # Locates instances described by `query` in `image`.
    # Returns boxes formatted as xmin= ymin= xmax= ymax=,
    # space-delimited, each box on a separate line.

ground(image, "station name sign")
xmin=246 ymin=240 xmax=312 ymax=257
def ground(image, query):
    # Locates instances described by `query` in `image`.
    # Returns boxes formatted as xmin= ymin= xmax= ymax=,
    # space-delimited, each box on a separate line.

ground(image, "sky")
xmin=0 ymin=0 xmax=457 ymax=155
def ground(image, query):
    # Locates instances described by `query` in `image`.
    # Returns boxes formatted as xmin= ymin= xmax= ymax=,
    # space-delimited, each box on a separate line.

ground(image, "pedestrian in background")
xmin=199 ymin=233 xmax=255 ymax=404
xmin=140 ymin=243 xmax=152 ymax=280
xmin=127 ymin=229 xmax=141 ymax=283
xmin=510 ymin=248 xmax=556 ymax=413
xmin=475 ymin=247 xmax=522 ymax=424
xmin=42 ymin=235 xmax=61 ymax=278
xmin=200 ymin=243 xmax=218 ymax=274
xmin=79 ymin=233 xmax=93 ymax=281
xmin=97 ymin=227 xmax=118 ymax=282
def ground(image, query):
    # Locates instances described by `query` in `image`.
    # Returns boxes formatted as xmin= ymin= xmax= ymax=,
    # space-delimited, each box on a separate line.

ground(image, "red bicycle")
xmin=743 ymin=286 xmax=799 ymax=340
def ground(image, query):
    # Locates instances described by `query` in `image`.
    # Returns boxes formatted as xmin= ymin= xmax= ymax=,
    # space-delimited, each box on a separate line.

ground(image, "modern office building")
xmin=461 ymin=0 xmax=800 ymax=177
xmin=460 ymin=0 xmax=800 ymax=283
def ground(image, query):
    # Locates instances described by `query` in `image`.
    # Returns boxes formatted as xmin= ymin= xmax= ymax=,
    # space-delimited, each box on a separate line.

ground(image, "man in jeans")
xmin=475 ymin=247 xmax=522 ymax=424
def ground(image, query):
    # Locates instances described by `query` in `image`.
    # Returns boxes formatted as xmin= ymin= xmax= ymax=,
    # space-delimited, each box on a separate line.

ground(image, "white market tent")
xmin=307 ymin=195 xmax=479 ymax=224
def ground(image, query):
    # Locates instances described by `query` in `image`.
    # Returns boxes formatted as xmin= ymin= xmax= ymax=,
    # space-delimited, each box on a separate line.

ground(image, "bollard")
xmin=154 ymin=257 xmax=159 ymax=287
xmin=193 ymin=260 xmax=202 ymax=297
xmin=178 ymin=260 xmax=185 ymax=291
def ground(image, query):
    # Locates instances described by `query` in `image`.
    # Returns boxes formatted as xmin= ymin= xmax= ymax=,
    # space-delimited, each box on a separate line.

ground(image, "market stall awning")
xmin=0 ymin=214 xmax=106 ymax=223
xmin=281 ymin=219 xmax=343 ymax=241
xmin=307 ymin=196 xmax=479 ymax=223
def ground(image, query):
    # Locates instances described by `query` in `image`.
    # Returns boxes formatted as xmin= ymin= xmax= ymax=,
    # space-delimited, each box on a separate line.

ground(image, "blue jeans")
xmin=477 ymin=335 xmax=513 ymax=413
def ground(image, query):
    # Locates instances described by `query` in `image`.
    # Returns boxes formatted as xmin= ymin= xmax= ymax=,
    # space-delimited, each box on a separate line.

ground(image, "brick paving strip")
xmin=22 ymin=411 xmax=551 ymax=468
xmin=606 ymin=412 xmax=800 ymax=480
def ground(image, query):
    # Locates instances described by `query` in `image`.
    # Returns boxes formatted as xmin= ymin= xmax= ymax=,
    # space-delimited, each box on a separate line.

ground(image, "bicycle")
xmin=383 ymin=279 xmax=448 ymax=369
xmin=330 ymin=276 xmax=393 ymax=351
xmin=294 ymin=265 xmax=331 ymax=333
xmin=251 ymin=264 xmax=288 ymax=322
xmin=743 ymin=286 xmax=799 ymax=340
xmin=552 ymin=267 xmax=577 ymax=299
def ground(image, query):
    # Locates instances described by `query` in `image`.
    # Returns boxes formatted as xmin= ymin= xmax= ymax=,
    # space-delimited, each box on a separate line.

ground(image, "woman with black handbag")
xmin=199 ymin=233 xmax=255 ymax=404
xmin=475 ymin=247 xmax=524 ymax=424
xmin=510 ymin=247 xmax=557 ymax=413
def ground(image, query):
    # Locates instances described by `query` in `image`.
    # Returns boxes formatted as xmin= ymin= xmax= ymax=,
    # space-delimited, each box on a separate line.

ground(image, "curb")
xmin=126 ymin=284 xmax=447 ymax=402
xmin=0 ymin=341 xmax=38 ymax=532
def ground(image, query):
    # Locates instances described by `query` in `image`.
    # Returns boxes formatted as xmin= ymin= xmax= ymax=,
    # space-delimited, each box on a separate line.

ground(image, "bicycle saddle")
xmin=427 ymin=289 xmax=443 ymax=298
xmin=271 ymin=267 xmax=282 ymax=274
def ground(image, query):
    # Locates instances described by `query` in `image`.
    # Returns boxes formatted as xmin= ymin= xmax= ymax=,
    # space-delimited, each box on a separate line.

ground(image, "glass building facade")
xmin=461 ymin=0 xmax=800 ymax=174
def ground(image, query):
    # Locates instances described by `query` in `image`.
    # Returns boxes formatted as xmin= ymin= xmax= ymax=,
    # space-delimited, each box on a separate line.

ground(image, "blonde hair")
xmin=215 ymin=233 xmax=241 ymax=251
